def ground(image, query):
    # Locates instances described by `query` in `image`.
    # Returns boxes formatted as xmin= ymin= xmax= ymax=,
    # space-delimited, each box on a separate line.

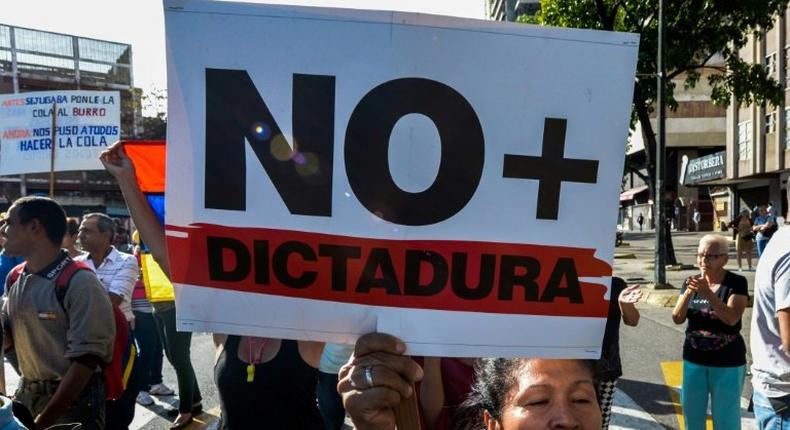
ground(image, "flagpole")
xmin=49 ymin=102 xmax=57 ymax=198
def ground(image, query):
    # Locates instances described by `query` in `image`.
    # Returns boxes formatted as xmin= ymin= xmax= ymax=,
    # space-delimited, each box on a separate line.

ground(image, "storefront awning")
xmin=620 ymin=185 xmax=649 ymax=202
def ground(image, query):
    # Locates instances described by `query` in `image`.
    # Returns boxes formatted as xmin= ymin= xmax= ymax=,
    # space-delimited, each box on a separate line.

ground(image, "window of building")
xmin=78 ymin=38 xmax=130 ymax=65
xmin=0 ymin=25 xmax=10 ymax=49
xmin=786 ymin=108 xmax=790 ymax=149
xmin=786 ymin=46 xmax=790 ymax=81
xmin=766 ymin=111 xmax=777 ymax=134
xmin=0 ymin=49 xmax=11 ymax=73
xmin=767 ymin=52 xmax=778 ymax=76
xmin=14 ymin=28 xmax=72 ymax=58
xmin=738 ymin=120 xmax=752 ymax=160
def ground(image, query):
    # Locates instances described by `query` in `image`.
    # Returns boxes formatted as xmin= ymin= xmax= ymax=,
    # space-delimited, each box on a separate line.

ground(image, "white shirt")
xmin=76 ymin=247 xmax=139 ymax=322
xmin=751 ymin=227 xmax=790 ymax=397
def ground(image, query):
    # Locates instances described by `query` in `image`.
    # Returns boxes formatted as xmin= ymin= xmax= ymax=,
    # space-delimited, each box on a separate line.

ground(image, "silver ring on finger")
xmin=364 ymin=365 xmax=374 ymax=389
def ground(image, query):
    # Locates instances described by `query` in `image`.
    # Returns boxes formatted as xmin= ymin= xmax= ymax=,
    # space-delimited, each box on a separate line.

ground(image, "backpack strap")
xmin=5 ymin=263 xmax=26 ymax=291
xmin=53 ymin=261 xmax=93 ymax=312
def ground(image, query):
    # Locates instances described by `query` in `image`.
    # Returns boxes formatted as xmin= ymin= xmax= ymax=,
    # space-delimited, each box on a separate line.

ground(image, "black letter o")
xmin=345 ymin=78 xmax=484 ymax=226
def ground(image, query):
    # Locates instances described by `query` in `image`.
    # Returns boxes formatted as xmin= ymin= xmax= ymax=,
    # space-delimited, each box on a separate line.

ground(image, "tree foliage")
xmin=521 ymin=0 xmax=788 ymax=269
xmin=139 ymin=87 xmax=167 ymax=140
xmin=524 ymin=0 xmax=787 ymax=110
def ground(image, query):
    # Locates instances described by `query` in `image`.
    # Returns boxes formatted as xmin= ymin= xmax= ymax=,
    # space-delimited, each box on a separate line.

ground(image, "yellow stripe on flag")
xmin=141 ymin=253 xmax=175 ymax=302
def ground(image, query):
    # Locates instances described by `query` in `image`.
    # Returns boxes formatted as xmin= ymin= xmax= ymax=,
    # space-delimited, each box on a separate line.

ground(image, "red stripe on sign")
xmin=166 ymin=224 xmax=612 ymax=318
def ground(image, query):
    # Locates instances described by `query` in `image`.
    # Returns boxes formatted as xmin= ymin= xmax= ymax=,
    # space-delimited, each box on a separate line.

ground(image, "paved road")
xmin=4 ymin=229 xmax=769 ymax=429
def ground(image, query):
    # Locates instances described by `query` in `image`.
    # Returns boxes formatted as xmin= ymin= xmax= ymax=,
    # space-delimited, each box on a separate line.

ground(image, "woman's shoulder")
xmin=723 ymin=271 xmax=749 ymax=294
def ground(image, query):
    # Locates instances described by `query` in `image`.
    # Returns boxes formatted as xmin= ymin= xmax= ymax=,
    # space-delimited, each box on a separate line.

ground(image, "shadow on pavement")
xmin=616 ymin=378 xmax=678 ymax=430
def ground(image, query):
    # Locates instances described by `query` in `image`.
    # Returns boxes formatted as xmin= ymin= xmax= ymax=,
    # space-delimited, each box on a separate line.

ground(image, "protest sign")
xmin=0 ymin=90 xmax=120 ymax=175
xmin=164 ymin=0 xmax=639 ymax=357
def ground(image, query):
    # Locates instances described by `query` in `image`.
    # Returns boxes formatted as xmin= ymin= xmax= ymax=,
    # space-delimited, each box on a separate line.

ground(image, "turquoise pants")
xmin=681 ymin=360 xmax=745 ymax=430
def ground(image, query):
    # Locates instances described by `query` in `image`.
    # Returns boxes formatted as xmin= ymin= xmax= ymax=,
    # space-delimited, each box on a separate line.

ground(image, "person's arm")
xmin=108 ymin=293 xmax=123 ymax=306
xmin=100 ymin=142 xmax=170 ymax=277
xmin=778 ymin=309 xmax=790 ymax=353
xmin=618 ymin=284 xmax=642 ymax=327
xmin=672 ymin=280 xmax=694 ymax=324
xmin=1 ymin=296 xmax=11 ymax=353
xmin=692 ymin=277 xmax=748 ymax=326
xmin=106 ymin=256 xmax=139 ymax=308
xmin=774 ymin=263 xmax=790 ymax=353
xmin=418 ymin=357 xmax=444 ymax=430
xmin=37 ymin=272 xmax=113 ymax=428
xmin=0 ymin=329 xmax=5 ymax=395
xmin=34 ymin=360 xmax=95 ymax=429
xmin=339 ymin=333 xmax=423 ymax=430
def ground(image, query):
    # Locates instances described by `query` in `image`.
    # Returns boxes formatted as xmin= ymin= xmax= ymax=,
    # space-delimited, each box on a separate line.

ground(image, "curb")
xmin=642 ymin=290 xmax=679 ymax=307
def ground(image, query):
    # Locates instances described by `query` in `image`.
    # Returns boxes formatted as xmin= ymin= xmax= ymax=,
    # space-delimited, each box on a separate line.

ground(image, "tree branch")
xmin=625 ymin=161 xmax=650 ymax=184
xmin=667 ymin=51 xmax=720 ymax=80
xmin=620 ymin=3 xmax=645 ymax=31
xmin=610 ymin=0 xmax=625 ymax=15
xmin=593 ymin=0 xmax=613 ymax=30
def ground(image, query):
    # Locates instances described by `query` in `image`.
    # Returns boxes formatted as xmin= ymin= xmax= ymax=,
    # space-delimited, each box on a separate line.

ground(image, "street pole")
xmin=49 ymin=103 xmax=57 ymax=198
xmin=655 ymin=0 xmax=667 ymax=286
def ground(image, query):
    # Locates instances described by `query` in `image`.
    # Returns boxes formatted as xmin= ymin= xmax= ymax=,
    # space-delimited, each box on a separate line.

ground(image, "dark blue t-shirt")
xmin=0 ymin=250 xmax=24 ymax=294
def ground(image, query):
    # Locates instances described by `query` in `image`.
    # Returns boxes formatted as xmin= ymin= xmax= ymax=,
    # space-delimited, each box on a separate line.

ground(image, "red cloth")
xmin=131 ymin=254 xmax=146 ymax=300
xmin=414 ymin=357 xmax=476 ymax=430
xmin=122 ymin=140 xmax=166 ymax=193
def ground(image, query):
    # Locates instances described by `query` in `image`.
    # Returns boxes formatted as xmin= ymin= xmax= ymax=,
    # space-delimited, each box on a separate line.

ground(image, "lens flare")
xmin=270 ymin=134 xmax=295 ymax=161
xmin=295 ymin=152 xmax=320 ymax=176
xmin=250 ymin=122 xmax=271 ymax=141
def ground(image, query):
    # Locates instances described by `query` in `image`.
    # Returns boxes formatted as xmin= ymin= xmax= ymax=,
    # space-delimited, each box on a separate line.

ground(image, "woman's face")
xmin=486 ymin=359 xmax=602 ymax=430
xmin=697 ymin=240 xmax=727 ymax=275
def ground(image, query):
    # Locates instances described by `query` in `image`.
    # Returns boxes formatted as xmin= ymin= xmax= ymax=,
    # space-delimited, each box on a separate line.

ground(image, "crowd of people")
xmin=0 ymin=140 xmax=783 ymax=430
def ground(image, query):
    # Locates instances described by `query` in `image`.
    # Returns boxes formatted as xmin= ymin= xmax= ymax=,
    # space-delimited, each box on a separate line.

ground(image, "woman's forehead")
xmin=519 ymin=359 xmax=592 ymax=383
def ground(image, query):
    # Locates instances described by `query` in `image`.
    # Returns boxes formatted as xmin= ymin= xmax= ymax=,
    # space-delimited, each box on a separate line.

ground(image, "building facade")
xmin=625 ymin=65 xmax=729 ymax=231
xmin=0 ymin=23 xmax=138 ymax=215
xmin=726 ymin=10 xmax=790 ymax=224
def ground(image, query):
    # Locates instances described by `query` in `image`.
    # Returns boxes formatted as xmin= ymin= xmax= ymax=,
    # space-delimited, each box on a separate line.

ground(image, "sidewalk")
xmin=613 ymin=230 xmax=758 ymax=307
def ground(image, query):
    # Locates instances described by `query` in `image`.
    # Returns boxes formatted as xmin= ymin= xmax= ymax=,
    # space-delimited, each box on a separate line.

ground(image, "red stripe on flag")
xmin=122 ymin=140 xmax=166 ymax=193
xmin=166 ymin=224 xmax=611 ymax=318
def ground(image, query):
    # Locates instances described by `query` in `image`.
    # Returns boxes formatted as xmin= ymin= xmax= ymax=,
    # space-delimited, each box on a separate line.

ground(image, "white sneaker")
xmin=149 ymin=383 xmax=175 ymax=396
xmin=136 ymin=391 xmax=154 ymax=406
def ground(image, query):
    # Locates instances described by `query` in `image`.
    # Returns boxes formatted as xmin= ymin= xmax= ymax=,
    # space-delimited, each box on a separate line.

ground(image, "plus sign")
xmin=503 ymin=118 xmax=599 ymax=220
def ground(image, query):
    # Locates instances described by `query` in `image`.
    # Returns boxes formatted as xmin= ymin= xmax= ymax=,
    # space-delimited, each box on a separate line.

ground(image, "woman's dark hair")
xmin=454 ymin=358 xmax=600 ymax=430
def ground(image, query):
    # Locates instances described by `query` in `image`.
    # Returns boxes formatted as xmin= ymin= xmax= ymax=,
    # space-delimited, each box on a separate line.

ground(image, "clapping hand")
xmin=618 ymin=284 xmax=643 ymax=304
xmin=686 ymin=276 xmax=713 ymax=300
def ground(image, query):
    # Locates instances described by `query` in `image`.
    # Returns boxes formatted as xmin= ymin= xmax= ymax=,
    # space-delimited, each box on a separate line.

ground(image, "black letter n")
xmin=205 ymin=69 xmax=335 ymax=215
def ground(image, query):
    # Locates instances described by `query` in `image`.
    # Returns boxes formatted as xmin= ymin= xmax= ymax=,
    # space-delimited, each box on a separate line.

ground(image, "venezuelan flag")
xmin=123 ymin=140 xmax=175 ymax=303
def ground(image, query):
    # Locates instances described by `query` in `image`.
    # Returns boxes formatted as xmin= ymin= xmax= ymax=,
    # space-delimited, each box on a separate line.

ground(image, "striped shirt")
xmin=76 ymin=247 xmax=139 ymax=322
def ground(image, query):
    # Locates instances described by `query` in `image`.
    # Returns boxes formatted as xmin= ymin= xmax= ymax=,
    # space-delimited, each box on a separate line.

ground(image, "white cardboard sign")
xmin=164 ymin=0 xmax=639 ymax=357
xmin=0 ymin=90 xmax=120 ymax=175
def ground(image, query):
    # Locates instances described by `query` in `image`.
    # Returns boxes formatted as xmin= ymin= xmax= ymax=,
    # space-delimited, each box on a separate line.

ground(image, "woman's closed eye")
xmin=571 ymin=395 xmax=595 ymax=404
xmin=521 ymin=396 xmax=550 ymax=407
